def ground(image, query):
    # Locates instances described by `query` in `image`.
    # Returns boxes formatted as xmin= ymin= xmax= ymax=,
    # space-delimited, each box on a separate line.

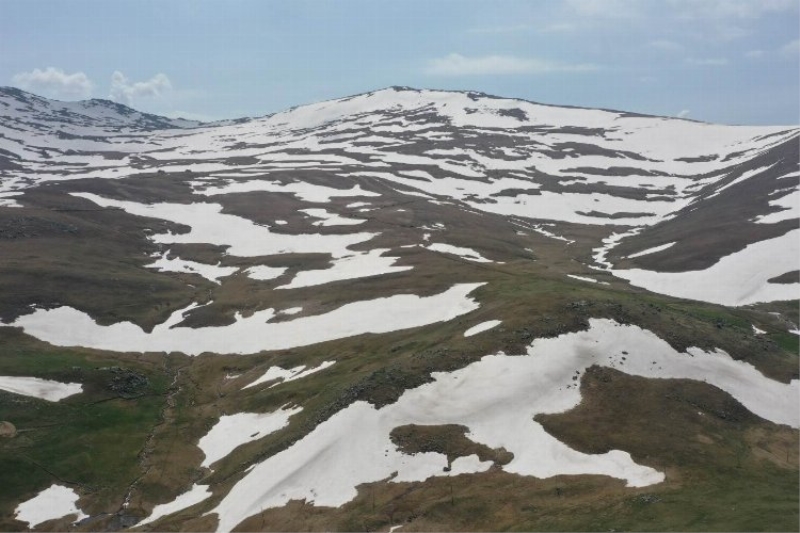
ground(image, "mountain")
xmin=0 ymin=86 xmax=797 ymax=532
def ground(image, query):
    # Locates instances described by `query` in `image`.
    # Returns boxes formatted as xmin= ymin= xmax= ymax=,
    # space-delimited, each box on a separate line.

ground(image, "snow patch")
xmin=210 ymin=318 xmax=798 ymax=532
xmin=11 ymin=284 xmax=485 ymax=355
xmin=198 ymin=407 xmax=302 ymax=468
xmin=14 ymin=485 xmax=87 ymax=528
xmin=301 ymin=208 xmax=367 ymax=226
xmin=425 ymin=242 xmax=494 ymax=263
xmin=194 ymin=179 xmax=380 ymax=203
xmin=627 ymin=242 xmax=676 ymax=259
xmin=464 ymin=320 xmax=501 ymax=337
xmin=136 ymin=484 xmax=212 ymax=527
xmin=147 ymin=252 xmax=238 ymax=284
xmin=613 ymin=229 xmax=800 ymax=306
xmin=244 ymin=361 xmax=336 ymax=390
xmin=754 ymin=188 xmax=800 ymax=224
xmin=0 ymin=376 xmax=82 ymax=402
xmin=277 ymin=249 xmax=412 ymax=289
xmin=244 ymin=265 xmax=288 ymax=281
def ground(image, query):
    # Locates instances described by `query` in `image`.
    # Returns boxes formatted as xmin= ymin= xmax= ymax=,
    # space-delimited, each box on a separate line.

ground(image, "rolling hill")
xmin=0 ymin=86 xmax=797 ymax=532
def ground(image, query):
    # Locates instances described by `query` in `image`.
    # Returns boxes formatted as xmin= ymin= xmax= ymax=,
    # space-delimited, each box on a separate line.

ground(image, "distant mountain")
xmin=0 ymin=87 xmax=797 ymax=532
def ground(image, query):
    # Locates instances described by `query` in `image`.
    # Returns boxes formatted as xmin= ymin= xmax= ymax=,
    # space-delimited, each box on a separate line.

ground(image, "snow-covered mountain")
xmin=1 ymin=86 xmax=797 ymax=305
xmin=0 ymin=87 xmax=797 ymax=532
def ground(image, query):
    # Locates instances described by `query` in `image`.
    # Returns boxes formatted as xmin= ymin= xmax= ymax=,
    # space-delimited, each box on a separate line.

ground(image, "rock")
xmin=0 ymin=421 xmax=17 ymax=438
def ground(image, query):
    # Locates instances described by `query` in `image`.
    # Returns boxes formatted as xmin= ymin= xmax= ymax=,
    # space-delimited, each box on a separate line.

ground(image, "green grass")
xmin=0 ymin=330 xmax=169 ymax=527
xmin=771 ymin=330 xmax=800 ymax=354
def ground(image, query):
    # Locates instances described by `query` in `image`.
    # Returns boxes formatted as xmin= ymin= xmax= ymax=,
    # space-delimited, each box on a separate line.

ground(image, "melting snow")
xmin=244 ymin=361 xmax=336 ymax=390
xmin=613 ymin=229 xmax=800 ymax=306
xmin=425 ymin=242 xmax=494 ymax=263
xmin=592 ymin=228 xmax=643 ymax=270
xmin=276 ymin=249 xmax=412 ymax=289
xmin=210 ymin=318 xmax=798 ymax=532
xmin=754 ymin=188 xmax=800 ymax=224
xmin=14 ymin=485 xmax=87 ymax=528
xmin=194 ymin=179 xmax=380 ymax=203
xmin=146 ymin=252 xmax=238 ymax=284
xmin=464 ymin=320 xmax=502 ymax=337
xmin=11 ymin=283 xmax=485 ymax=355
xmin=244 ymin=265 xmax=288 ymax=281
xmin=198 ymin=406 xmax=302 ymax=468
xmin=136 ymin=484 xmax=212 ymax=528
xmin=71 ymin=193 xmax=377 ymax=259
xmin=300 ymin=208 xmax=367 ymax=226
xmin=0 ymin=192 xmax=23 ymax=208
xmin=0 ymin=376 xmax=82 ymax=402
xmin=627 ymin=242 xmax=676 ymax=259
xmin=568 ymin=275 xmax=599 ymax=284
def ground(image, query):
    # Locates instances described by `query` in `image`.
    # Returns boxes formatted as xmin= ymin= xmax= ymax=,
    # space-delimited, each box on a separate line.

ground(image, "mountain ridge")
xmin=0 ymin=85 xmax=797 ymax=532
xmin=6 ymin=84 xmax=798 ymax=128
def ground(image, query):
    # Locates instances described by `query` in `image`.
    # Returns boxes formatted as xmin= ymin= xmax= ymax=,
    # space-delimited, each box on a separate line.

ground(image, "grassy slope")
xmin=0 ymin=173 xmax=797 ymax=531
xmin=0 ymin=329 xmax=171 ymax=531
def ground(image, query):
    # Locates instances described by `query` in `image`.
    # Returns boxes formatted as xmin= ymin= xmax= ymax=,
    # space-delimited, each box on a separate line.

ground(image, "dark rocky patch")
xmin=767 ymin=270 xmax=800 ymax=284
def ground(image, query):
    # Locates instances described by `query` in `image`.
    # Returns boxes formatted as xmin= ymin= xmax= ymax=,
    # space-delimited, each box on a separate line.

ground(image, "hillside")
xmin=0 ymin=86 xmax=797 ymax=532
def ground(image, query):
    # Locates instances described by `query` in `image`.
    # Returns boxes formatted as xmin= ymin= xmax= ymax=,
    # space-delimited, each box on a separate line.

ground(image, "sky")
xmin=1 ymin=0 xmax=798 ymax=124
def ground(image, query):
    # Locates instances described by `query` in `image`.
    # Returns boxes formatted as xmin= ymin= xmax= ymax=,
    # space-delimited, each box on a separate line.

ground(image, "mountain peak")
xmin=0 ymin=86 xmax=200 ymax=130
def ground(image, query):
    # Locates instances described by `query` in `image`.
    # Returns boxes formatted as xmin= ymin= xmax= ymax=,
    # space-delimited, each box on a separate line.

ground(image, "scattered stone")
xmin=635 ymin=494 xmax=662 ymax=504
xmin=107 ymin=368 xmax=149 ymax=398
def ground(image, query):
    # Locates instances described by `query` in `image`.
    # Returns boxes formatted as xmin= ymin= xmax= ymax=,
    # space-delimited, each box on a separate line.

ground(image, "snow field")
xmin=146 ymin=252 xmax=238 ymax=284
xmin=198 ymin=406 xmax=302 ymax=468
xmin=11 ymin=283 xmax=485 ymax=355
xmin=755 ymin=188 xmax=800 ymax=224
xmin=0 ymin=376 xmax=82 ymax=402
xmin=275 ymin=249 xmax=412 ymax=289
xmin=14 ymin=485 xmax=87 ymax=528
xmin=71 ymin=193 xmax=378 ymax=259
xmin=193 ymin=179 xmax=380 ymax=203
xmin=210 ymin=318 xmax=798 ymax=532
xmin=613 ymin=229 xmax=800 ymax=306
xmin=136 ymin=484 xmax=212 ymax=527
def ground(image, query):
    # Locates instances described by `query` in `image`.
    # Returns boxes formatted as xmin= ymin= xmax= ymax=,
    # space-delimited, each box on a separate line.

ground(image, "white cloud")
xmin=539 ymin=22 xmax=579 ymax=33
xmin=11 ymin=67 xmax=93 ymax=100
xmin=647 ymin=40 xmax=684 ymax=52
xmin=668 ymin=0 xmax=798 ymax=19
xmin=677 ymin=109 xmax=691 ymax=118
xmin=425 ymin=53 xmax=599 ymax=76
xmin=743 ymin=40 xmax=798 ymax=60
xmin=745 ymin=50 xmax=766 ymax=59
xmin=686 ymin=57 xmax=729 ymax=66
xmin=706 ymin=24 xmax=750 ymax=42
xmin=110 ymin=71 xmax=172 ymax=105
xmin=565 ymin=0 xmax=641 ymax=18
xmin=780 ymin=39 xmax=800 ymax=57
xmin=467 ymin=24 xmax=531 ymax=34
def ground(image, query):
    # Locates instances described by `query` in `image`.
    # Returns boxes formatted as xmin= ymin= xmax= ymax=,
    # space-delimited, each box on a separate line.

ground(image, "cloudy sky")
xmin=2 ymin=0 xmax=797 ymax=124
